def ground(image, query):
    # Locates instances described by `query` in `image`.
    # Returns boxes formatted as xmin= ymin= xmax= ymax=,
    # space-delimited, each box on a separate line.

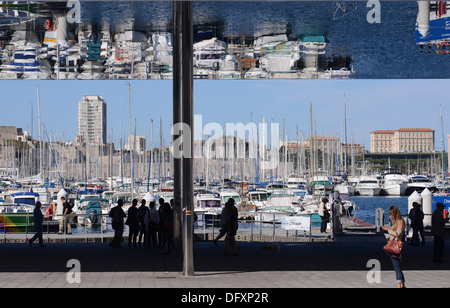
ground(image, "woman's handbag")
xmin=383 ymin=238 xmax=403 ymax=255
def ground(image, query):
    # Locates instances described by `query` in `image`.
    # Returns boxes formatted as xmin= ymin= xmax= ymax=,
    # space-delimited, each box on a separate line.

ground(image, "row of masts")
xmin=1 ymin=91 xmax=448 ymax=187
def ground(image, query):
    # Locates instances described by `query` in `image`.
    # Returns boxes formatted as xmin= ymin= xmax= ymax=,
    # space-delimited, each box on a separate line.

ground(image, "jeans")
xmin=389 ymin=253 xmax=405 ymax=283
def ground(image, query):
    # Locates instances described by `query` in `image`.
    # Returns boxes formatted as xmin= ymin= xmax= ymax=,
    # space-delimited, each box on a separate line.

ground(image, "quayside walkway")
xmin=0 ymin=233 xmax=448 ymax=289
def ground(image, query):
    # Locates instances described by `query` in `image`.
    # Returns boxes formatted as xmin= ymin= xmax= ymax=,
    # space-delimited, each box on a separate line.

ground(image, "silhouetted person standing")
xmin=126 ymin=199 xmax=140 ymax=249
xmin=145 ymin=201 xmax=160 ymax=249
xmin=157 ymin=198 xmax=165 ymax=248
xmin=162 ymin=202 xmax=174 ymax=254
xmin=409 ymin=202 xmax=425 ymax=246
xmin=138 ymin=199 xmax=149 ymax=248
xmin=109 ymin=199 xmax=126 ymax=249
xmin=432 ymin=202 xmax=449 ymax=262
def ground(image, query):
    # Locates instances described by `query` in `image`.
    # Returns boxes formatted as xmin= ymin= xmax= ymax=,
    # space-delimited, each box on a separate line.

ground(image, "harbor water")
xmin=350 ymin=196 xmax=409 ymax=225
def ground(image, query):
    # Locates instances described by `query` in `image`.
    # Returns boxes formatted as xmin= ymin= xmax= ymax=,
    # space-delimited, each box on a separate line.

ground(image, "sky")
xmin=0 ymin=79 xmax=449 ymax=151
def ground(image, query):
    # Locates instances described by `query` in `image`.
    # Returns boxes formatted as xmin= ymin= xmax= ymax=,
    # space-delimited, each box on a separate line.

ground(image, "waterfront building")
xmin=77 ymin=95 xmax=107 ymax=145
xmin=0 ymin=126 xmax=26 ymax=143
xmin=126 ymin=135 xmax=146 ymax=154
xmin=370 ymin=128 xmax=435 ymax=153
xmin=285 ymin=137 xmax=364 ymax=154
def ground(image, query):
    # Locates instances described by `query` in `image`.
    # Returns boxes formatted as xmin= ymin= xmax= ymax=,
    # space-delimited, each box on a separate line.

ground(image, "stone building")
xmin=370 ymin=128 xmax=435 ymax=153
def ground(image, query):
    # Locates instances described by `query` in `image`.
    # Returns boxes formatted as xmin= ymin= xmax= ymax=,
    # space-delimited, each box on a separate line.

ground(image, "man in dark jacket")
xmin=126 ymin=199 xmax=140 ymax=249
xmin=432 ymin=203 xmax=449 ymax=262
xmin=223 ymin=199 xmax=239 ymax=256
xmin=409 ymin=202 xmax=425 ymax=246
xmin=29 ymin=201 xmax=45 ymax=247
xmin=109 ymin=199 xmax=126 ymax=249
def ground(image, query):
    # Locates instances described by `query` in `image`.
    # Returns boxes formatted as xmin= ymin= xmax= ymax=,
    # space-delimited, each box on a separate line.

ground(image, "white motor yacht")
xmin=383 ymin=173 xmax=408 ymax=196
xmin=355 ymin=176 xmax=382 ymax=196
xmin=254 ymin=194 xmax=297 ymax=223
xmin=406 ymin=175 xmax=436 ymax=195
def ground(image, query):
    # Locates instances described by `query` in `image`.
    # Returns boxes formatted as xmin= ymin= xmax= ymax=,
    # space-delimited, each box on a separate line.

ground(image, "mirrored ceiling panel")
xmin=0 ymin=1 xmax=448 ymax=80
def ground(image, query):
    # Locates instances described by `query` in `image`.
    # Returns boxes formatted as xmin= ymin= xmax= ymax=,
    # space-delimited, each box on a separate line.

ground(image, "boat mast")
xmin=343 ymin=94 xmax=348 ymax=177
xmin=36 ymin=85 xmax=43 ymax=181
xmin=440 ymin=105 xmax=447 ymax=184
xmin=310 ymin=103 xmax=315 ymax=199
xmin=128 ymin=83 xmax=134 ymax=199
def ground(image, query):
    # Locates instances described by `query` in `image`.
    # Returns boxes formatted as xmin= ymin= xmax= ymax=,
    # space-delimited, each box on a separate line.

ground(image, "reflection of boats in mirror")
xmin=416 ymin=1 xmax=450 ymax=55
xmin=0 ymin=1 xmax=355 ymax=80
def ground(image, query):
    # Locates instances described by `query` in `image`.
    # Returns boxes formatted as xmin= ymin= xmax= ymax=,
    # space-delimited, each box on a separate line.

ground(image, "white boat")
xmin=194 ymin=193 xmax=222 ymax=227
xmin=383 ymin=173 xmax=408 ymax=196
xmin=355 ymin=176 xmax=382 ymax=196
xmin=406 ymin=175 xmax=436 ymax=195
xmin=311 ymin=175 xmax=333 ymax=194
xmin=218 ymin=55 xmax=240 ymax=79
xmin=334 ymin=183 xmax=355 ymax=196
xmin=1 ymin=192 xmax=40 ymax=213
xmin=290 ymin=188 xmax=313 ymax=202
xmin=286 ymin=176 xmax=308 ymax=189
xmin=218 ymin=189 xmax=241 ymax=208
xmin=246 ymin=189 xmax=269 ymax=210
xmin=110 ymin=192 xmax=133 ymax=212
xmin=194 ymin=37 xmax=227 ymax=70
xmin=255 ymin=194 xmax=297 ymax=223
xmin=151 ymin=32 xmax=173 ymax=66
xmin=244 ymin=67 xmax=270 ymax=79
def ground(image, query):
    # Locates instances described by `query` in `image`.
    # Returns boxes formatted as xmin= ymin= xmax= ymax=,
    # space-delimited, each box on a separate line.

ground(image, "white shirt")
xmin=318 ymin=202 xmax=328 ymax=216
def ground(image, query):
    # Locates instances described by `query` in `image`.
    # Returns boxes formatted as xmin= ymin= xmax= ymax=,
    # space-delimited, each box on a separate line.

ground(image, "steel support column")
xmin=181 ymin=0 xmax=194 ymax=277
xmin=172 ymin=0 xmax=182 ymax=257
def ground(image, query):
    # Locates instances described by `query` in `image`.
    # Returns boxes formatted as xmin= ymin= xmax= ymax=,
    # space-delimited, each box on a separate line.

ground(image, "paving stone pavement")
xmin=0 ymin=234 xmax=449 ymax=291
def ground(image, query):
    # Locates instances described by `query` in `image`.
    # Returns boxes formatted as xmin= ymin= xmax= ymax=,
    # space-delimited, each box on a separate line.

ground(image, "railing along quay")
xmin=0 ymin=212 xmax=332 ymax=244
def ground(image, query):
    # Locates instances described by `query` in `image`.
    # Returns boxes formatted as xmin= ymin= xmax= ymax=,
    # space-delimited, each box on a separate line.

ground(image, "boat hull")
xmin=356 ymin=187 xmax=382 ymax=196
xmin=0 ymin=213 xmax=34 ymax=233
xmin=383 ymin=184 xmax=407 ymax=196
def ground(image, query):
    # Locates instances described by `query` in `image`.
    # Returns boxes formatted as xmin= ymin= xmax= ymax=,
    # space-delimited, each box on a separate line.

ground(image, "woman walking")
xmin=382 ymin=205 xmax=406 ymax=288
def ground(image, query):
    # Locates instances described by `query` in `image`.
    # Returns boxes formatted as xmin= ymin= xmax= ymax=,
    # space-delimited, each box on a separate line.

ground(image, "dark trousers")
xmin=411 ymin=225 xmax=425 ymax=246
xmin=165 ymin=228 xmax=174 ymax=253
xmin=30 ymin=224 xmax=43 ymax=245
xmin=111 ymin=227 xmax=124 ymax=248
xmin=147 ymin=221 xmax=158 ymax=249
xmin=433 ymin=236 xmax=445 ymax=262
xmin=138 ymin=224 xmax=147 ymax=247
xmin=158 ymin=222 xmax=165 ymax=247
xmin=128 ymin=226 xmax=139 ymax=248
xmin=320 ymin=215 xmax=329 ymax=233
xmin=215 ymin=228 xmax=227 ymax=241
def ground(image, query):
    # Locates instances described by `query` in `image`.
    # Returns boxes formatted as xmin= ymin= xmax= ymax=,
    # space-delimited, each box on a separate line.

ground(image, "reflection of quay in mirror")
xmin=1 ymin=1 xmax=450 ymax=80
xmin=0 ymin=1 xmax=355 ymax=80
xmin=416 ymin=1 xmax=450 ymax=55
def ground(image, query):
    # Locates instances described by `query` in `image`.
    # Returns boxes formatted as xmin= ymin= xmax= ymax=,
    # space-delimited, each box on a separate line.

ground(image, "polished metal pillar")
xmin=172 ymin=0 xmax=182 ymax=257
xmin=181 ymin=0 xmax=194 ymax=277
